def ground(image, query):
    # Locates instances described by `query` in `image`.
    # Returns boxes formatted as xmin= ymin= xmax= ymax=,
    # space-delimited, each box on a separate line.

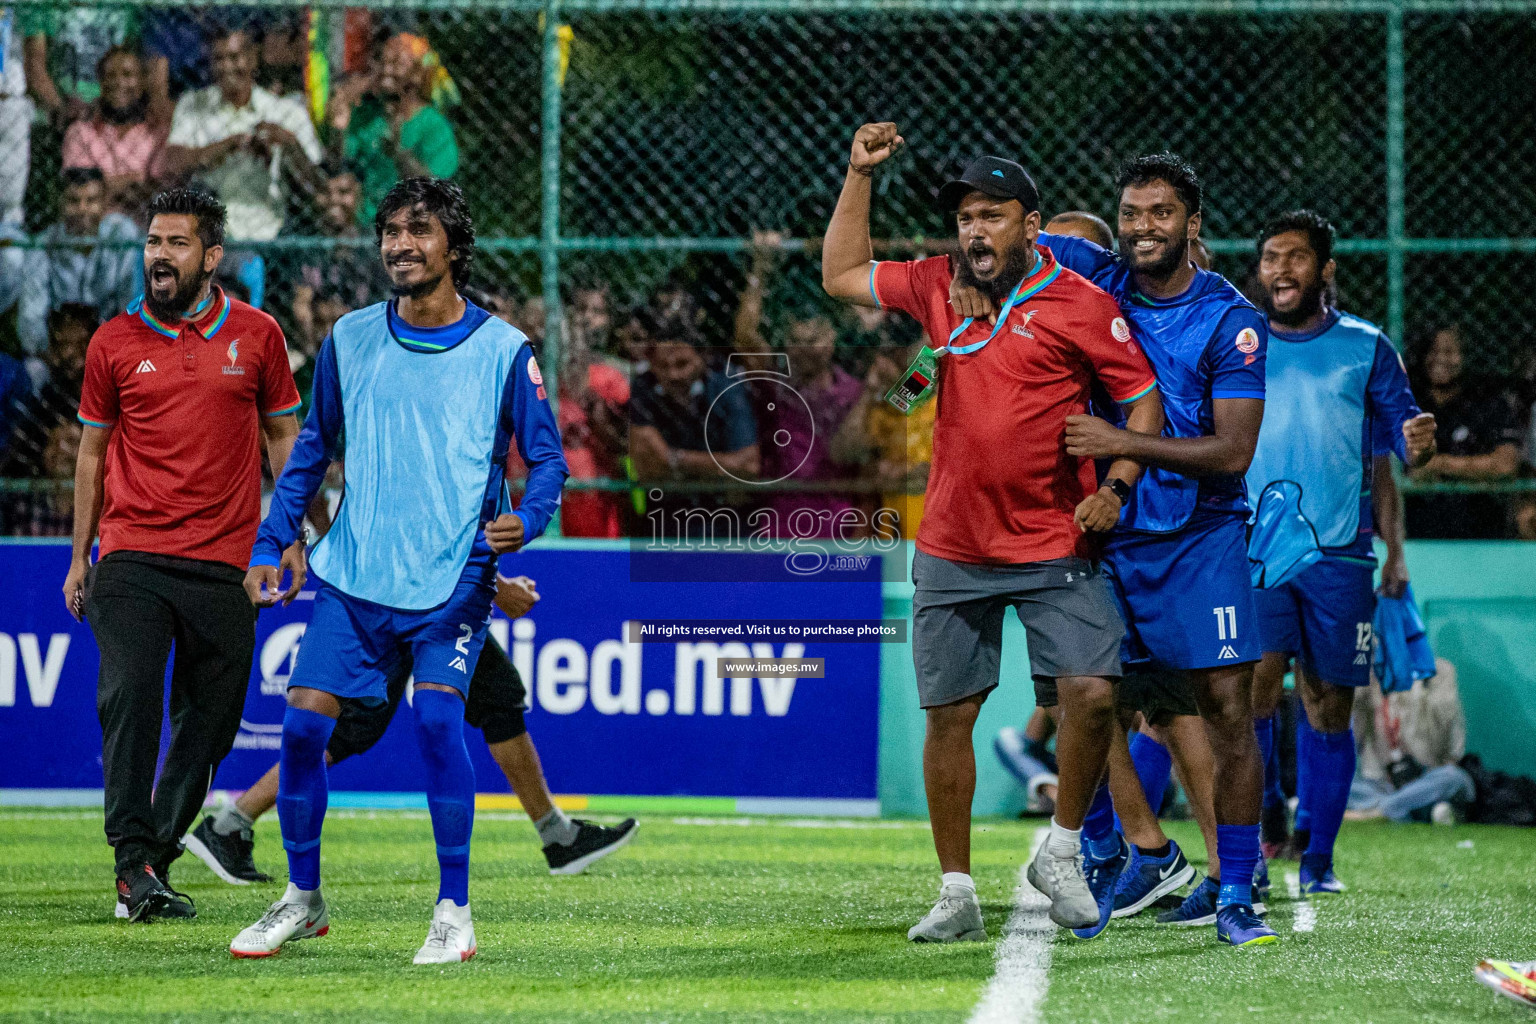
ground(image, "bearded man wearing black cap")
xmin=822 ymin=122 xmax=1164 ymax=941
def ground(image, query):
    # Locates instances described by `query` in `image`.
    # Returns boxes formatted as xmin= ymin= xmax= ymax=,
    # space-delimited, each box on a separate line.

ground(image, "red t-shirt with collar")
xmin=78 ymin=287 xmax=302 ymax=569
xmin=872 ymin=248 xmax=1158 ymax=565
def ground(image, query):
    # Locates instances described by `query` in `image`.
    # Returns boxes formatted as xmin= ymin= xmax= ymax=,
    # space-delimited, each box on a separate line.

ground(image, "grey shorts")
xmin=911 ymin=549 xmax=1124 ymax=710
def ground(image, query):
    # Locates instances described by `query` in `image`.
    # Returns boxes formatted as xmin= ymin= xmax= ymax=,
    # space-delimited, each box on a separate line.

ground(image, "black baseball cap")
xmin=937 ymin=156 xmax=1041 ymax=214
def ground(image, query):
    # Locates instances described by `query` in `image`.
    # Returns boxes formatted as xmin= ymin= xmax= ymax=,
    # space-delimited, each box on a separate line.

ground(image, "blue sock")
xmin=1215 ymin=823 xmax=1260 ymax=909
xmin=1259 ymin=714 xmax=1284 ymax=810
xmin=1082 ymin=783 xmax=1121 ymax=861
xmin=1304 ymin=727 xmax=1356 ymax=869
xmin=414 ymin=688 xmax=476 ymax=906
xmin=277 ymin=706 xmax=336 ymax=891
xmin=1295 ymin=715 xmax=1314 ymax=836
xmin=1128 ymin=731 xmax=1173 ymax=814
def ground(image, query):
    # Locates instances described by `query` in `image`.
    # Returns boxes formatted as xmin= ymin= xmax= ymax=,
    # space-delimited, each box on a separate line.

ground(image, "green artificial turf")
xmin=0 ymin=809 xmax=1528 ymax=1022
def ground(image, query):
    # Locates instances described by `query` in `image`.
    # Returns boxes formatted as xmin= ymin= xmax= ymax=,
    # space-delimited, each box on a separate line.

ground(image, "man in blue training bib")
xmin=954 ymin=153 xmax=1275 ymax=947
xmin=1247 ymin=210 xmax=1436 ymax=896
xmin=229 ymin=177 xmax=569 ymax=963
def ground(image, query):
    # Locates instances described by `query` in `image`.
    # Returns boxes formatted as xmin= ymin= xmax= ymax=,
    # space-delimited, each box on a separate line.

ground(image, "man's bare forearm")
xmin=1373 ymin=455 xmax=1405 ymax=553
xmin=821 ymin=168 xmax=876 ymax=300
xmin=1103 ymin=391 xmax=1163 ymax=487
xmin=70 ymin=450 xmax=105 ymax=566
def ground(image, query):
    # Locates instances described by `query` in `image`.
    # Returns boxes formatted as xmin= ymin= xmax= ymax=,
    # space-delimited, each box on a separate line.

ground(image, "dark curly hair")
xmin=374 ymin=176 xmax=476 ymax=288
xmin=1257 ymin=208 xmax=1335 ymax=267
xmin=1115 ymin=152 xmax=1202 ymax=217
xmin=146 ymin=186 xmax=226 ymax=249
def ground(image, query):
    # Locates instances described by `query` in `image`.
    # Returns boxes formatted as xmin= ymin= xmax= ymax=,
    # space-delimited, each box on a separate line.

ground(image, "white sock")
xmin=212 ymin=802 xmax=255 ymax=836
xmin=535 ymin=807 xmax=579 ymax=847
xmin=941 ymin=871 xmax=976 ymax=896
xmin=283 ymin=882 xmax=319 ymax=905
xmin=1047 ymin=818 xmax=1082 ymax=859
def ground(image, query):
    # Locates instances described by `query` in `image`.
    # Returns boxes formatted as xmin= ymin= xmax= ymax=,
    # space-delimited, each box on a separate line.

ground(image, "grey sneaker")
xmin=1026 ymin=843 xmax=1098 ymax=929
xmin=907 ymin=884 xmax=986 ymax=943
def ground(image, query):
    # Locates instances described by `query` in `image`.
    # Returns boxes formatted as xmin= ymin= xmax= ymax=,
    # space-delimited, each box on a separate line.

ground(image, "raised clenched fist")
xmin=850 ymin=122 xmax=904 ymax=174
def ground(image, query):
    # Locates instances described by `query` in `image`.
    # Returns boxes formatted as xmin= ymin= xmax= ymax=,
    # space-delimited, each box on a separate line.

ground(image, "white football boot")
xmin=413 ymin=898 xmax=477 ymax=964
xmin=230 ymin=885 xmax=329 ymax=958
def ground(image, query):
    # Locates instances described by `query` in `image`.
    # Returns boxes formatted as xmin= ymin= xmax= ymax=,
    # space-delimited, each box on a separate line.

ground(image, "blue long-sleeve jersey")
xmin=1040 ymin=231 xmax=1268 ymax=533
xmin=251 ymin=299 xmax=569 ymax=610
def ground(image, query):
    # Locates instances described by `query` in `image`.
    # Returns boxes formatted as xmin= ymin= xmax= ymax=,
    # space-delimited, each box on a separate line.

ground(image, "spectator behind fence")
xmin=629 ymin=312 xmax=759 ymax=535
xmin=18 ymin=168 xmax=141 ymax=357
xmin=735 ymin=231 xmax=863 ymax=538
xmin=330 ymin=32 xmax=459 ymax=228
xmin=284 ymin=164 xmax=389 ymax=361
xmin=498 ymin=291 xmax=631 ymax=538
xmin=1405 ymin=324 xmax=1522 ymax=538
xmin=1 ymin=420 xmax=80 ymax=537
xmin=7 ymin=303 xmax=94 ymax=477
xmin=62 ymin=46 xmax=172 ymax=217
xmin=830 ymin=339 xmax=935 ymax=540
xmin=0 ymin=5 xmax=46 ymax=223
xmin=162 ymin=26 xmax=322 ymax=243
xmin=23 ymin=5 xmax=162 ymax=125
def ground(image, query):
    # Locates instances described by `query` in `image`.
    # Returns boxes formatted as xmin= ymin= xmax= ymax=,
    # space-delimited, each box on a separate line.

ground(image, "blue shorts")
xmin=1103 ymin=511 xmax=1261 ymax=671
xmin=288 ymin=575 xmax=496 ymax=703
xmin=1254 ymin=556 xmax=1376 ymax=687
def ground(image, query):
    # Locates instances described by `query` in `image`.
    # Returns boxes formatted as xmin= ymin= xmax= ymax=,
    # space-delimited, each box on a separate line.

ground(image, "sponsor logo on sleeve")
xmin=528 ymin=359 xmax=544 ymax=385
xmin=1111 ymin=317 xmax=1131 ymax=343
xmin=1235 ymin=327 xmax=1260 ymax=354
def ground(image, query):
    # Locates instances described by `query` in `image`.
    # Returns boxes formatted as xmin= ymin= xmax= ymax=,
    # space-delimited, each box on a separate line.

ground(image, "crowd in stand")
xmin=0 ymin=8 xmax=1533 ymax=540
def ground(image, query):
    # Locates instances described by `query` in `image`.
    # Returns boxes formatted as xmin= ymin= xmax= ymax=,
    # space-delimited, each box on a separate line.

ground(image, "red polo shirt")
xmin=78 ymin=287 xmax=302 ymax=569
xmin=872 ymin=249 xmax=1158 ymax=565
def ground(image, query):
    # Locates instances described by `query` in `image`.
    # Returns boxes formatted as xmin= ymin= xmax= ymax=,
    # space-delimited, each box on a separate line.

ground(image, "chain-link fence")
xmin=2 ymin=0 xmax=1533 ymax=540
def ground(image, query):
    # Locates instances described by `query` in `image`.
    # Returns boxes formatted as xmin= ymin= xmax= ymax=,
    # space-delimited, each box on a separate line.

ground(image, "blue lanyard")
xmin=940 ymin=257 xmax=1061 ymax=356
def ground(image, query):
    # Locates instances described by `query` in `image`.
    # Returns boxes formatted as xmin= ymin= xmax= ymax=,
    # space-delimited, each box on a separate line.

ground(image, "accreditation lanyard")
xmin=938 ymin=256 xmax=1061 ymax=356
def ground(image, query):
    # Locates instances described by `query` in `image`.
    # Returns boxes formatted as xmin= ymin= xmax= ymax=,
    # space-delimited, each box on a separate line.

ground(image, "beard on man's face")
xmin=143 ymin=260 xmax=211 ymax=321
xmin=1120 ymin=231 xmax=1190 ymax=280
xmin=1263 ymin=276 xmax=1328 ymax=328
xmin=954 ymin=237 xmax=1038 ymax=304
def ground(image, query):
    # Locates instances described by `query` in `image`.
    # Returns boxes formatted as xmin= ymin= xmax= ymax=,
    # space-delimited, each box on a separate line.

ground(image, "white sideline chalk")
xmin=969 ymin=829 xmax=1053 ymax=1024
xmin=1284 ymin=871 xmax=1316 ymax=933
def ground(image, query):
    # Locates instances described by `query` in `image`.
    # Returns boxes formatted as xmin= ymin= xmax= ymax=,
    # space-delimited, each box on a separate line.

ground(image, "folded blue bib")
xmin=1247 ymin=480 xmax=1323 ymax=589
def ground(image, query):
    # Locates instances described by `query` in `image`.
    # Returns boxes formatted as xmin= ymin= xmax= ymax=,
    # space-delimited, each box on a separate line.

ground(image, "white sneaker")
xmin=1025 ymin=843 xmax=1098 ymax=929
xmin=414 ymin=899 xmax=477 ymax=964
xmin=907 ymin=884 xmax=986 ymax=942
xmin=230 ymin=885 xmax=328 ymax=958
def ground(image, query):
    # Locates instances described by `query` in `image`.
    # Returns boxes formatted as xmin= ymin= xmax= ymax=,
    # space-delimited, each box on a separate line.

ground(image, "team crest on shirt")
xmin=1111 ymin=317 xmax=1131 ymax=343
xmin=1235 ymin=327 xmax=1260 ymax=354
xmin=222 ymin=338 xmax=245 ymax=375
xmin=527 ymin=359 xmax=544 ymax=385
xmin=1011 ymin=310 xmax=1038 ymax=339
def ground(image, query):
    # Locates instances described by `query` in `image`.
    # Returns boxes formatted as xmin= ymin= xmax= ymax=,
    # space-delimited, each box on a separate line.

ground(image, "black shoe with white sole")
xmin=543 ymin=818 xmax=638 ymax=875
xmin=115 ymin=865 xmax=196 ymax=922
xmin=185 ymin=816 xmax=272 ymax=885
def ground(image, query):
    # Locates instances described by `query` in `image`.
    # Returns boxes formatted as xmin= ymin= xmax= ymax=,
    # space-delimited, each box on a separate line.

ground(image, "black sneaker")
xmin=115 ymin=865 xmax=196 ymax=922
xmin=185 ymin=816 xmax=272 ymax=885
xmin=544 ymin=818 xmax=638 ymax=875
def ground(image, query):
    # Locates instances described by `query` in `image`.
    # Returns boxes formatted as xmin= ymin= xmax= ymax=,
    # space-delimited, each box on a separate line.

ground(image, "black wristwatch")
xmin=1103 ymin=478 xmax=1132 ymax=504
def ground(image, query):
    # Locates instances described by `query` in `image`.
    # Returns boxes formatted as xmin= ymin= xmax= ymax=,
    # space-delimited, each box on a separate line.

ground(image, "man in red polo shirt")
xmin=823 ymin=123 xmax=1164 ymax=941
xmin=64 ymin=186 xmax=305 ymax=922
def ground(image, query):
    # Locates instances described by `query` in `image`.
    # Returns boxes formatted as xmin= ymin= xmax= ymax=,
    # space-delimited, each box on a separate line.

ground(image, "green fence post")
xmin=540 ymin=0 xmax=564 ymax=536
xmin=1386 ymin=0 xmax=1405 ymax=348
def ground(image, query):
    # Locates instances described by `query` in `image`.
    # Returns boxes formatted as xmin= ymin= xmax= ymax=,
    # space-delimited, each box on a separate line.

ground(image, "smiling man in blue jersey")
xmin=953 ymin=153 xmax=1274 ymax=947
xmin=1246 ymin=210 xmax=1436 ymax=896
xmin=228 ymin=177 xmax=568 ymax=964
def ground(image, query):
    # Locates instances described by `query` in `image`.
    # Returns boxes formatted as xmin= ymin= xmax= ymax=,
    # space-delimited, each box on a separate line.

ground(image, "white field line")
xmin=969 ymin=828 xmax=1054 ymax=1024
xmin=1284 ymin=870 xmax=1316 ymax=933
